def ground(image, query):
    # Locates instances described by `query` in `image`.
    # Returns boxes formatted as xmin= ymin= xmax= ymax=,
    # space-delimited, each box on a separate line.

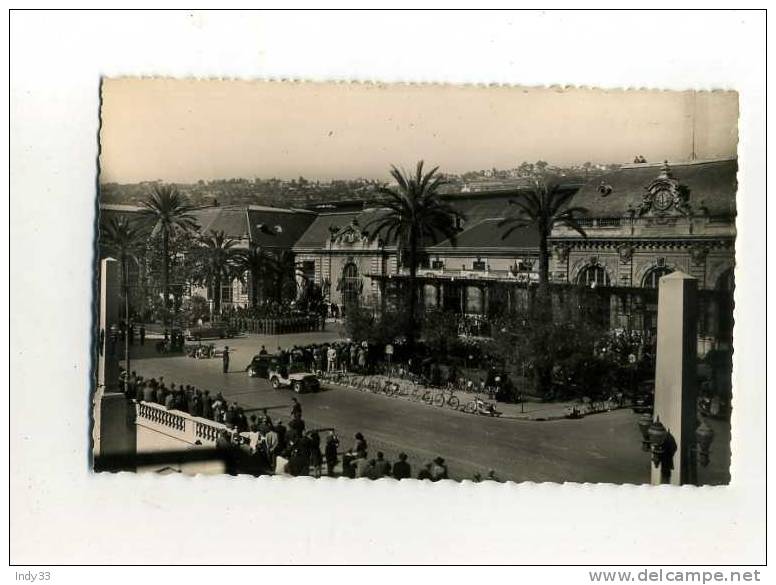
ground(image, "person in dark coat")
xmin=201 ymin=391 xmax=213 ymax=420
xmin=324 ymin=432 xmax=339 ymax=476
xmin=215 ymin=430 xmax=232 ymax=452
xmin=235 ymin=408 xmax=248 ymax=433
xmin=259 ymin=409 xmax=272 ymax=434
xmin=191 ymin=390 xmax=203 ymax=418
xmin=288 ymin=413 xmax=306 ymax=440
xmin=308 ymin=432 xmax=323 ymax=478
xmin=139 ymin=325 xmax=146 ymax=346
xmin=392 ymin=452 xmax=411 ymax=480
xmin=222 ymin=346 xmax=230 ymax=373
xmin=373 ymin=452 xmax=391 ymax=478
xmin=291 ymin=397 xmax=302 ymax=419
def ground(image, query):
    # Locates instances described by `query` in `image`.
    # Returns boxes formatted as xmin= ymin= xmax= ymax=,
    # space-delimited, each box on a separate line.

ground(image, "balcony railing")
xmin=135 ymin=400 xmax=227 ymax=446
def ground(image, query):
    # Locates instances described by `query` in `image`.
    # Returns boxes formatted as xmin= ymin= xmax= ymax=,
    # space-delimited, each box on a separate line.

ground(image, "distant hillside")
xmin=99 ymin=165 xmax=610 ymax=208
xmin=99 ymin=179 xmax=385 ymax=209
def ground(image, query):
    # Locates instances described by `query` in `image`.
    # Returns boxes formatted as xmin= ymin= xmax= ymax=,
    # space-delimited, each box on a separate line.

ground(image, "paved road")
xmin=125 ymin=332 xmax=731 ymax=485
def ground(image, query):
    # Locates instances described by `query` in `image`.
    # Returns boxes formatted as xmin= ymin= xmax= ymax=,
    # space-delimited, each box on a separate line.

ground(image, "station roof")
xmin=570 ymin=159 xmax=737 ymax=218
xmin=430 ymin=218 xmax=538 ymax=252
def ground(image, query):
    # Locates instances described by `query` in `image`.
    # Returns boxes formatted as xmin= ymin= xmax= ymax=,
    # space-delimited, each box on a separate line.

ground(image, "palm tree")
xmin=364 ymin=161 xmax=463 ymax=344
xmin=188 ymin=230 xmax=240 ymax=317
xmin=272 ymin=249 xmax=299 ymax=304
xmin=233 ymin=244 xmax=280 ymax=307
xmin=498 ymin=177 xmax=588 ymax=397
xmin=498 ymin=177 xmax=589 ymax=293
xmin=101 ymin=216 xmax=143 ymax=373
xmin=138 ymin=185 xmax=199 ymax=325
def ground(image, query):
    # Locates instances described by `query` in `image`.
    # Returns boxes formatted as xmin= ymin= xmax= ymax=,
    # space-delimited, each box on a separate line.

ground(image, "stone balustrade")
xmin=135 ymin=400 xmax=227 ymax=446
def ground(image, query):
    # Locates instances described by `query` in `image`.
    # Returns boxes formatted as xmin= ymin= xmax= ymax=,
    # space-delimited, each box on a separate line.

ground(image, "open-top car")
xmin=268 ymin=365 xmax=320 ymax=393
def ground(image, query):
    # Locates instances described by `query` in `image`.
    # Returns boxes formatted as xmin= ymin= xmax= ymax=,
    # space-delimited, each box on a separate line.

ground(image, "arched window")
xmin=642 ymin=266 xmax=673 ymax=288
xmin=341 ymin=262 xmax=361 ymax=307
xmin=576 ymin=264 xmax=611 ymax=287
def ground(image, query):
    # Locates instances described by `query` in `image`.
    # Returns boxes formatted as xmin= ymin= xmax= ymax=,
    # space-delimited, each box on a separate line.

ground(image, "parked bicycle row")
xmin=318 ymin=371 xmax=503 ymax=417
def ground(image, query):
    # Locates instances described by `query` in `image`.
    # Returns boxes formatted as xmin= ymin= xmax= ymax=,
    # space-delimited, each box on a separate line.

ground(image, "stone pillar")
xmin=94 ymin=257 xmax=135 ymax=465
xmin=652 ymin=271 xmax=698 ymax=486
xmin=97 ymin=258 xmax=121 ymax=392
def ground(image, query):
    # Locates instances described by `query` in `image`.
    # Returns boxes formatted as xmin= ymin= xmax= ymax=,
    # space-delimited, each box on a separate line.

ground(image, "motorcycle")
xmin=465 ymin=395 xmax=502 ymax=417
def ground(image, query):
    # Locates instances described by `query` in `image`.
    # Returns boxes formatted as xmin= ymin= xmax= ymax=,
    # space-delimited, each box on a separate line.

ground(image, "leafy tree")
xmin=344 ymin=306 xmax=407 ymax=347
xmin=363 ymin=161 xmax=463 ymax=344
xmin=180 ymin=294 xmax=210 ymax=326
xmin=138 ymin=185 xmax=199 ymax=325
xmin=421 ymin=309 xmax=459 ymax=357
xmin=188 ymin=230 xmax=240 ymax=316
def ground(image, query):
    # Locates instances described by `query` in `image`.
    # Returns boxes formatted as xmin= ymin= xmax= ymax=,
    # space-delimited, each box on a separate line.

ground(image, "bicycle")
xmin=431 ymin=388 xmax=460 ymax=409
xmin=394 ymin=380 xmax=411 ymax=398
xmin=410 ymin=385 xmax=425 ymax=402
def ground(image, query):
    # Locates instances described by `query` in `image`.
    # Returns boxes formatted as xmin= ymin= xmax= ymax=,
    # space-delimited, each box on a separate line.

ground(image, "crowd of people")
xmin=255 ymin=340 xmax=517 ymax=402
xmin=118 ymin=369 xmax=466 ymax=481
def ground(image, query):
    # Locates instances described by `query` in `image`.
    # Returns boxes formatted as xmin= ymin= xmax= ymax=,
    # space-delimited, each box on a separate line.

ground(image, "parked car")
xmin=247 ymin=354 xmax=278 ymax=378
xmin=268 ymin=365 xmax=320 ymax=393
xmin=184 ymin=321 xmax=235 ymax=341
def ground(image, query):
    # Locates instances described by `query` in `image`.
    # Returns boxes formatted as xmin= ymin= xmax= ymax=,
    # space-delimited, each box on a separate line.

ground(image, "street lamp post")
xmin=638 ymin=413 xmax=715 ymax=483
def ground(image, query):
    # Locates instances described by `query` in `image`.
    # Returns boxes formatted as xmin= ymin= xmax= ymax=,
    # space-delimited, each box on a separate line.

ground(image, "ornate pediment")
xmin=330 ymin=219 xmax=370 ymax=246
xmin=636 ymin=161 xmax=693 ymax=217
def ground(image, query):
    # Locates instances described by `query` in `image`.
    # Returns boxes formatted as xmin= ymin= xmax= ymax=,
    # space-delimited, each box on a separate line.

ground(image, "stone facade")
xmin=548 ymin=159 xmax=736 ymax=351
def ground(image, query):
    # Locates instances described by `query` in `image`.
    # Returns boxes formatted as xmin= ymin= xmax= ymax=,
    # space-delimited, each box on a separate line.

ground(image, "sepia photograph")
xmin=11 ymin=7 xmax=767 ymax=570
xmin=94 ymin=79 xmax=737 ymax=486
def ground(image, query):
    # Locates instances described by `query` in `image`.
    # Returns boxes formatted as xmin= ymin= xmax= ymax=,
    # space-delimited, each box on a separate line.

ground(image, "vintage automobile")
xmin=184 ymin=321 xmax=236 ymax=341
xmin=268 ymin=365 xmax=321 ymax=393
xmin=246 ymin=354 xmax=278 ymax=378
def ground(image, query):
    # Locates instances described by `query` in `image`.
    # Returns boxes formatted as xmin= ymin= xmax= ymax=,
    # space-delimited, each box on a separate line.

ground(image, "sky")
xmin=99 ymin=79 xmax=739 ymax=183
